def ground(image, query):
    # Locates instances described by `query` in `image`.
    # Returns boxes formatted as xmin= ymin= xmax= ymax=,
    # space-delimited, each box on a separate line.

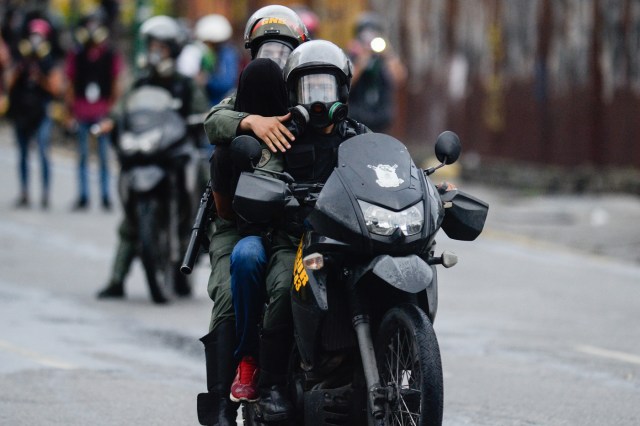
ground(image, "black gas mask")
xmin=18 ymin=33 xmax=51 ymax=59
xmin=295 ymin=73 xmax=347 ymax=129
xmin=75 ymin=22 xmax=109 ymax=47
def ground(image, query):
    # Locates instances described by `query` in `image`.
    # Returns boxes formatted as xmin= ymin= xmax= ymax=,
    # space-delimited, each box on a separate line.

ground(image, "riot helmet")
xmin=18 ymin=18 xmax=52 ymax=58
xmin=283 ymin=40 xmax=352 ymax=129
xmin=243 ymin=5 xmax=309 ymax=68
xmin=195 ymin=14 xmax=232 ymax=44
xmin=139 ymin=15 xmax=184 ymax=77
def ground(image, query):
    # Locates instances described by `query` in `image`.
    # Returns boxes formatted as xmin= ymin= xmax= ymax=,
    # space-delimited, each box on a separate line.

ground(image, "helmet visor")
xmin=256 ymin=41 xmax=292 ymax=69
xmin=297 ymin=74 xmax=339 ymax=104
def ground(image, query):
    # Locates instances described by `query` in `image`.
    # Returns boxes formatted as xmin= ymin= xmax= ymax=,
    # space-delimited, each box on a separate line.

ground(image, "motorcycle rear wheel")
xmin=375 ymin=304 xmax=443 ymax=426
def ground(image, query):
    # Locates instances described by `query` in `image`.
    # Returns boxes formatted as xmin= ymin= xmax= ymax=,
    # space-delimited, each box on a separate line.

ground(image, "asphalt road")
xmin=0 ymin=129 xmax=639 ymax=425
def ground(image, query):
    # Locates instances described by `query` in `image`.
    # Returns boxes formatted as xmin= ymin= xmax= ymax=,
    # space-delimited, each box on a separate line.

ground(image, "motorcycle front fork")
xmin=346 ymin=272 xmax=393 ymax=422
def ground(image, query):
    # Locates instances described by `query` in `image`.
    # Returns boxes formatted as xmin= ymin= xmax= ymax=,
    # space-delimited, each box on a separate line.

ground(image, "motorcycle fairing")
xmin=308 ymin=133 xmax=439 ymax=255
xmin=119 ymin=86 xmax=187 ymax=160
xmin=336 ymin=133 xmax=422 ymax=211
xmin=126 ymin=165 xmax=166 ymax=193
xmin=349 ymin=254 xmax=434 ymax=294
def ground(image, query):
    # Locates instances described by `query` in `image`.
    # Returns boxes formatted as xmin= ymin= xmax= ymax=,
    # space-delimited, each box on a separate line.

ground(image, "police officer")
xmin=95 ymin=15 xmax=208 ymax=303
xmin=197 ymin=6 xmax=308 ymax=426
xmin=233 ymin=39 xmax=370 ymax=422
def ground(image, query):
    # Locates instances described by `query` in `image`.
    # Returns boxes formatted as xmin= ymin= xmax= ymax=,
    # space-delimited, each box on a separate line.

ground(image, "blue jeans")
xmin=230 ymin=235 xmax=268 ymax=359
xmin=14 ymin=117 xmax=53 ymax=196
xmin=76 ymin=121 xmax=111 ymax=201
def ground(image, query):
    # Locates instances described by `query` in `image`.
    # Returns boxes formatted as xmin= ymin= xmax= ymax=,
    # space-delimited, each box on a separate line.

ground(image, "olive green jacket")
xmin=203 ymin=94 xmax=248 ymax=146
xmin=203 ymin=93 xmax=284 ymax=173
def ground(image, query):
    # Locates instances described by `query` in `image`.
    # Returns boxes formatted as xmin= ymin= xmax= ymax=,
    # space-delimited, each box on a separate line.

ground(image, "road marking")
xmin=575 ymin=344 xmax=640 ymax=366
xmin=0 ymin=339 xmax=76 ymax=370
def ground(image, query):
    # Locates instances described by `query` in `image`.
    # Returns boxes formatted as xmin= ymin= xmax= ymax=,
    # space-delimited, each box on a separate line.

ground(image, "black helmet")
xmin=243 ymin=5 xmax=309 ymax=59
xmin=140 ymin=15 xmax=183 ymax=58
xmin=283 ymin=40 xmax=352 ymax=129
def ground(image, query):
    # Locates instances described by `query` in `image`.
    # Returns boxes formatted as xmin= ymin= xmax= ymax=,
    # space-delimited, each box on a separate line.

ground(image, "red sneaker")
xmin=230 ymin=356 xmax=259 ymax=402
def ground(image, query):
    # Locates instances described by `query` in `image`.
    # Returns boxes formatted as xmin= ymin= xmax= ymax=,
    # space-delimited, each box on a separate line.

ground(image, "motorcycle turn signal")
xmin=428 ymin=251 xmax=458 ymax=268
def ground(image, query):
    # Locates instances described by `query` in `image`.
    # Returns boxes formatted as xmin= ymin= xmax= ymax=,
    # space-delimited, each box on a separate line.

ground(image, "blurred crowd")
xmin=0 ymin=4 xmax=405 ymax=211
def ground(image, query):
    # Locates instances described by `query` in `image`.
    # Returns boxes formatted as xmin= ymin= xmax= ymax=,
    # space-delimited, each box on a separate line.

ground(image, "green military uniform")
xmin=203 ymin=96 xmax=287 ymax=333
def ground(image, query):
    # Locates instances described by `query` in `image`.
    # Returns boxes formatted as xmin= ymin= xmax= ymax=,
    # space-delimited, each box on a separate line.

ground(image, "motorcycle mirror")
xmin=424 ymin=131 xmax=463 ymax=176
xmin=230 ymin=135 xmax=263 ymax=171
xmin=435 ymin=131 xmax=461 ymax=165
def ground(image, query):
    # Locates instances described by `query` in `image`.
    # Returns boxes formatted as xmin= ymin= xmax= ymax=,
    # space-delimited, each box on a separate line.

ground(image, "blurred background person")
xmin=176 ymin=18 xmax=212 ymax=81
xmin=194 ymin=13 xmax=239 ymax=107
xmin=290 ymin=4 xmax=320 ymax=39
xmin=65 ymin=10 xmax=123 ymax=211
xmin=346 ymin=11 xmax=406 ymax=133
xmin=0 ymin=34 xmax=10 ymax=115
xmin=95 ymin=14 xmax=208 ymax=303
xmin=5 ymin=17 xmax=64 ymax=209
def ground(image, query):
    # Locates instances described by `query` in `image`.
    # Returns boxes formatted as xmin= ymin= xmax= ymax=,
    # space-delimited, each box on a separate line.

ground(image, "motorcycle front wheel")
xmin=375 ymin=304 xmax=443 ymax=426
xmin=137 ymin=197 xmax=172 ymax=304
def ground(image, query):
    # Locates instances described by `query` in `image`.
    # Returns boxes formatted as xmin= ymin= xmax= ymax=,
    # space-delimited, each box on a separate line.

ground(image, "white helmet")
xmin=195 ymin=14 xmax=232 ymax=43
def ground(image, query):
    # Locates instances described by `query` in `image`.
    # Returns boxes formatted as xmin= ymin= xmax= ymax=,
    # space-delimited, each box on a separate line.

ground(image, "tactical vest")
xmin=284 ymin=118 xmax=368 ymax=184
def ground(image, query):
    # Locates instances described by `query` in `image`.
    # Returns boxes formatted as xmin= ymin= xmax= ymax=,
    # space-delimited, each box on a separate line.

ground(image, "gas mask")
xmin=145 ymin=46 xmax=175 ymax=78
xmin=18 ymin=34 xmax=51 ymax=59
xmin=75 ymin=23 xmax=109 ymax=47
xmin=295 ymin=73 xmax=347 ymax=129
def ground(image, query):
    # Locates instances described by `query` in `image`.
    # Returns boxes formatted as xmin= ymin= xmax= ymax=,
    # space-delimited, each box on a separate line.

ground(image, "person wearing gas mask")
xmin=65 ymin=11 xmax=123 ymax=211
xmin=95 ymin=15 xmax=208 ymax=302
xmin=196 ymin=6 xmax=309 ymax=426
xmin=229 ymin=39 xmax=369 ymax=423
xmin=6 ymin=18 xmax=64 ymax=209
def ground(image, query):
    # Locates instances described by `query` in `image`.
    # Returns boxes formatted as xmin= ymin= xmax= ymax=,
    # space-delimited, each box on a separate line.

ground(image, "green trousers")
xmin=206 ymin=216 xmax=242 ymax=332
xmin=206 ymin=217 xmax=299 ymax=338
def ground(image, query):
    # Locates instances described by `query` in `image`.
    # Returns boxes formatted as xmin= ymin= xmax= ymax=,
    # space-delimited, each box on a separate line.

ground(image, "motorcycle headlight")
xmin=120 ymin=128 xmax=163 ymax=154
xmin=358 ymin=200 xmax=424 ymax=236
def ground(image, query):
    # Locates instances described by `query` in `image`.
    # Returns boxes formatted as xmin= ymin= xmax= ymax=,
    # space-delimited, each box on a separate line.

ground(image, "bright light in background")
xmin=370 ymin=37 xmax=386 ymax=53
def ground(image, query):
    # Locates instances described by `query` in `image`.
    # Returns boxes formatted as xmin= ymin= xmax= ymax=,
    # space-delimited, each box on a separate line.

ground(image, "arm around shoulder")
xmin=203 ymin=95 xmax=251 ymax=145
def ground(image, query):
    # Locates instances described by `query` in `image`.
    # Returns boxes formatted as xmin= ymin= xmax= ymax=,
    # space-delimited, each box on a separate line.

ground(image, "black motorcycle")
xmin=232 ymin=131 xmax=488 ymax=425
xmin=113 ymin=86 xmax=195 ymax=303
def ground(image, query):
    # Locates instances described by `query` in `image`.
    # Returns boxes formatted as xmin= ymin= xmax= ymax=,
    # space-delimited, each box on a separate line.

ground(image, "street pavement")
xmin=1 ymin=120 xmax=639 ymax=425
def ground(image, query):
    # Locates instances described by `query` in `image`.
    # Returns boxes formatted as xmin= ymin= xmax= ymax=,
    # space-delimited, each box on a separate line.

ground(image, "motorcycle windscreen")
xmin=125 ymin=86 xmax=176 ymax=112
xmin=233 ymin=172 xmax=287 ymax=224
xmin=441 ymin=190 xmax=489 ymax=241
xmin=336 ymin=133 xmax=423 ymax=211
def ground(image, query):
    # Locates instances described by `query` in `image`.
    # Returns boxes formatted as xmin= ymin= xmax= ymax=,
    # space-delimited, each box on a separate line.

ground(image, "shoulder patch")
xmin=257 ymin=149 xmax=272 ymax=168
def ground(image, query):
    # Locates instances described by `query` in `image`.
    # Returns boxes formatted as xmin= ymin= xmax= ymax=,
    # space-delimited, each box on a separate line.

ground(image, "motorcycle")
xmin=231 ymin=131 xmax=489 ymax=425
xmin=112 ymin=86 xmax=196 ymax=303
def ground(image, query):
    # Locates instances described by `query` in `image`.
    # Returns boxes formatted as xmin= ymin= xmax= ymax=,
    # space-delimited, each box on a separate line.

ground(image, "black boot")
xmin=96 ymin=280 xmax=124 ymax=299
xmin=256 ymin=325 xmax=294 ymax=423
xmin=197 ymin=321 xmax=239 ymax=426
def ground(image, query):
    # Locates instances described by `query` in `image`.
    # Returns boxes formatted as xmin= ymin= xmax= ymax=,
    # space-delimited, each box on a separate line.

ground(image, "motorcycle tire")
xmin=137 ymin=197 xmax=172 ymax=304
xmin=242 ymin=403 xmax=292 ymax=426
xmin=374 ymin=303 xmax=443 ymax=426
